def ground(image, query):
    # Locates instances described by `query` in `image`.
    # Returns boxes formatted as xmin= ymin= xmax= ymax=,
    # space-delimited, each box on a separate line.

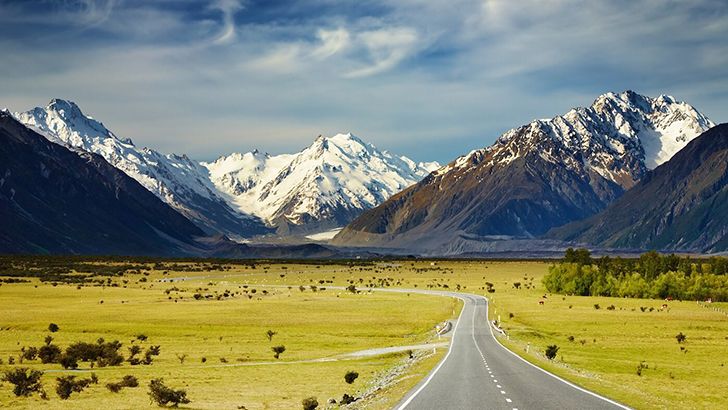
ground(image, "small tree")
xmin=148 ymin=378 xmax=190 ymax=407
xmin=176 ymin=354 xmax=187 ymax=364
xmin=106 ymin=375 xmax=139 ymax=393
xmin=38 ymin=344 xmax=62 ymax=364
xmin=20 ymin=346 xmax=38 ymax=361
xmin=545 ymin=345 xmax=559 ymax=360
xmin=55 ymin=375 xmax=95 ymax=400
xmin=676 ymin=332 xmax=687 ymax=344
xmin=48 ymin=323 xmax=60 ymax=333
xmin=2 ymin=368 xmax=44 ymax=397
xmin=266 ymin=330 xmax=277 ymax=342
xmin=302 ymin=396 xmax=319 ymax=410
xmin=344 ymin=371 xmax=359 ymax=384
xmin=272 ymin=345 xmax=286 ymax=359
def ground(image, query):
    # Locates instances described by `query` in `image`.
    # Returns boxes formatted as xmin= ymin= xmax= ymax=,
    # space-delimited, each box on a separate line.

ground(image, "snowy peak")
xmin=14 ymin=99 xmax=268 ymax=238
xmin=469 ymin=90 xmax=715 ymax=189
xmin=204 ymin=132 xmax=439 ymax=231
xmin=15 ymin=99 xmax=126 ymax=149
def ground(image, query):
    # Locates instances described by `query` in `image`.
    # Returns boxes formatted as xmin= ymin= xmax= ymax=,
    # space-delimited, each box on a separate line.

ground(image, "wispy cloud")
xmin=0 ymin=0 xmax=726 ymax=163
xmin=212 ymin=0 xmax=245 ymax=45
xmin=345 ymin=27 xmax=420 ymax=78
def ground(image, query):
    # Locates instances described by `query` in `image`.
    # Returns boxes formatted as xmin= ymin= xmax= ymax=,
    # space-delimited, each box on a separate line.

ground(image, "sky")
xmin=1 ymin=0 xmax=726 ymax=163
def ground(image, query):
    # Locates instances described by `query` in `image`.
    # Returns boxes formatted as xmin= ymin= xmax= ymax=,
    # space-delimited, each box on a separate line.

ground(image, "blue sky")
xmin=1 ymin=0 xmax=726 ymax=163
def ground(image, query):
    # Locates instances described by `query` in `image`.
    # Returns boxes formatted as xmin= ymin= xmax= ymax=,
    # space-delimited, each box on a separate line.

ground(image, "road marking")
xmin=497 ymin=384 xmax=501 ymax=388
xmin=506 ymin=398 xmax=512 ymax=403
xmin=500 ymin=390 xmax=506 ymax=394
xmin=394 ymin=295 xmax=467 ymax=410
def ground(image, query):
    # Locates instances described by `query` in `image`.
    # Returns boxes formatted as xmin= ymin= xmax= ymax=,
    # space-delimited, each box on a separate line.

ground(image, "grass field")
xmin=1 ymin=259 xmax=727 ymax=409
xmin=0 ymin=264 xmax=457 ymax=409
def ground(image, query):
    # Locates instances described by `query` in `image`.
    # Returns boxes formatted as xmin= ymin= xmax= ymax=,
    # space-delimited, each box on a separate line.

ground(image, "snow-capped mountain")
xmin=334 ymin=91 xmax=715 ymax=252
xmin=14 ymin=99 xmax=269 ymax=238
xmin=13 ymin=99 xmax=438 ymax=237
xmin=204 ymin=133 xmax=439 ymax=233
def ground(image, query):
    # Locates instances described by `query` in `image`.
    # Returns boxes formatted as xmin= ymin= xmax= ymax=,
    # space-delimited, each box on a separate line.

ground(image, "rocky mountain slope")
xmin=0 ymin=111 xmax=210 ymax=255
xmin=14 ymin=100 xmax=436 ymax=237
xmin=14 ymin=99 xmax=269 ymax=239
xmin=204 ymin=133 xmax=438 ymax=234
xmin=548 ymin=124 xmax=728 ymax=253
xmin=333 ymin=91 xmax=714 ymax=252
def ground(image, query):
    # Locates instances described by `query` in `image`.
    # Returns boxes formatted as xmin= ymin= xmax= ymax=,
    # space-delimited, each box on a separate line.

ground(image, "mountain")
xmin=14 ymin=99 xmax=269 ymax=240
xmin=333 ymin=91 xmax=714 ymax=252
xmin=203 ymin=133 xmax=439 ymax=234
xmin=14 ymin=100 xmax=437 ymax=238
xmin=548 ymin=124 xmax=728 ymax=253
xmin=0 ymin=110 xmax=210 ymax=255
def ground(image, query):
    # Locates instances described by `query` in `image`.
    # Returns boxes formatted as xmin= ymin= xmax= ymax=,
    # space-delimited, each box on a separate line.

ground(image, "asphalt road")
xmin=394 ymin=291 xmax=630 ymax=410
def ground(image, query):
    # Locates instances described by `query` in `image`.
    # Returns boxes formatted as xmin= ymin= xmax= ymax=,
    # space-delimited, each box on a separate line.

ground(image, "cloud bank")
xmin=0 ymin=0 xmax=726 ymax=163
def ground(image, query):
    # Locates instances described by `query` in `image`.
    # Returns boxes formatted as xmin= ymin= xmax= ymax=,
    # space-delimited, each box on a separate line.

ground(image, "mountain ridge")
xmin=14 ymin=100 xmax=437 ymax=238
xmin=547 ymin=123 xmax=728 ymax=252
xmin=204 ymin=132 xmax=439 ymax=234
xmin=333 ymin=90 xmax=715 ymax=253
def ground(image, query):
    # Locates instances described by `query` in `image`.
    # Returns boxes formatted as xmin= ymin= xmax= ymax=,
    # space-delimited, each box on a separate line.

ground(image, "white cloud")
xmin=212 ymin=0 xmax=244 ymax=45
xmin=345 ymin=27 xmax=420 ymax=78
xmin=311 ymin=28 xmax=351 ymax=59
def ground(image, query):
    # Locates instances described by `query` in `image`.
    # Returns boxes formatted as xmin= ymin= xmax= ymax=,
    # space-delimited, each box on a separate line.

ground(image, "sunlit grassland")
xmin=0 ymin=267 xmax=457 ymax=409
xmin=1 ymin=259 xmax=727 ymax=409
xmin=228 ymin=260 xmax=728 ymax=409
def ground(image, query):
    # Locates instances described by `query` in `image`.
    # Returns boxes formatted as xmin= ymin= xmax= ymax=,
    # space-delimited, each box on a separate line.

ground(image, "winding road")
xmin=394 ymin=291 xmax=630 ymax=410
xmin=163 ymin=275 xmax=630 ymax=409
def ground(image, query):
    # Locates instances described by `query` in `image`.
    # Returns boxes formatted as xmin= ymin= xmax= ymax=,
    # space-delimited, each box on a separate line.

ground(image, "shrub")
xmin=302 ymin=396 xmax=318 ymax=410
xmin=346 ymin=284 xmax=357 ymax=293
xmin=48 ymin=323 xmax=60 ymax=333
xmin=20 ymin=346 xmax=38 ymax=361
xmin=148 ymin=378 xmax=190 ymax=407
xmin=593 ymin=304 xmax=600 ymax=310
xmin=344 ymin=371 xmax=359 ymax=384
xmin=636 ymin=361 xmax=648 ymax=376
xmin=38 ymin=344 xmax=62 ymax=364
xmin=340 ymin=393 xmax=356 ymax=404
xmin=266 ymin=330 xmax=277 ymax=341
xmin=676 ymin=332 xmax=687 ymax=344
xmin=55 ymin=375 xmax=95 ymax=399
xmin=143 ymin=345 xmax=161 ymax=365
xmin=545 ymin=345 xmax=559 ymax=360
xmin=2 ymin=368 xmax=45 ymax=397
xmin=65 ymin=340 xmax=124 ymax=367
xmin=272 ymin=345 xmax=286 ymax=359
xmin=59 ymin=354 xmax=79 ymax=369
xmin=106 ymin=375 xmax=139 ymax=393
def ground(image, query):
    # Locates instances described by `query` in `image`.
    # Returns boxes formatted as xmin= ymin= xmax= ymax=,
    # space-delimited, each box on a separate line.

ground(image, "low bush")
xmin=148 ymin=378 xmax=190 ymax=407
xmin=545 ymin=345 xmax=559 ymax=360
xmin=55 ymin=375 xmax=96 ymax=399
xmin=302 ymin=396 xmax=318 ymax=410
xmin=2 ymin=368 xmax=45 ymax=397
xmin=344 ymin=371 xmax=359 ymax=384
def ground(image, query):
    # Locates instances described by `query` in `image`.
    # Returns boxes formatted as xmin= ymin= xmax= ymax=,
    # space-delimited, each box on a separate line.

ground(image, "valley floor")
xmin=0 ymin=259 xmax=726 ymax=409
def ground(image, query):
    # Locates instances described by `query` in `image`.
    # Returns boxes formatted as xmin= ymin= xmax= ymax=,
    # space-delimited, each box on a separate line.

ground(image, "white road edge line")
xmin=234 ymin=285 xmax=631 ymax=409
xmin=394 ymin=295 xmax=468 ymax=410
xmin=483 ymin=295 xmax=632 ymax=410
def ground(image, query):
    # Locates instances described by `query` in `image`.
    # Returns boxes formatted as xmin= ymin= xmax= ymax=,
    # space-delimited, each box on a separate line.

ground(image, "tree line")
xmin=544 ymin=249 xmax=728 ymax=301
